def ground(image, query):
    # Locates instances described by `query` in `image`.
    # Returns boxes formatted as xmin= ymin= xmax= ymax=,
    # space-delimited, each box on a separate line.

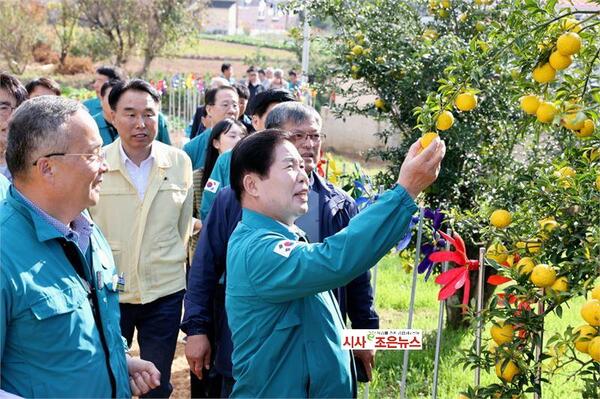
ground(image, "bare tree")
xmin=0 ymin=1 xmax=45 ymax=74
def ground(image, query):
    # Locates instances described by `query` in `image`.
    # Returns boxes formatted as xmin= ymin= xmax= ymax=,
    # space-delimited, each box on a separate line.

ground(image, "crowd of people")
xmin=0 ymin=63 xmax=445 ymax=398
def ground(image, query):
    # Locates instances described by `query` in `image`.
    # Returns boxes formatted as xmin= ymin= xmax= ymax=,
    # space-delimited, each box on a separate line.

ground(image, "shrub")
xmin=56 ymin=55 xmax=93 ymax=75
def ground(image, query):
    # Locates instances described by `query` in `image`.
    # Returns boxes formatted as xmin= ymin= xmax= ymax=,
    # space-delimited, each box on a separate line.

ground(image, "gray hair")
xmin=265 ymin=102 xmax=322 ymax=130
xmin=6 ymin=96 xmax=81 ymax=177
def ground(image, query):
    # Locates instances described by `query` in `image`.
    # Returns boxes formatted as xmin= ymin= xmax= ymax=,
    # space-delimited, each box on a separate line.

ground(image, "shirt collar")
xmin=10 ymin=186 xmax=94 ymax=245
xmin=241 ymin=208 xmax=299 ymax=240
xmin=119 ymin=141 xmax=155 ymax=168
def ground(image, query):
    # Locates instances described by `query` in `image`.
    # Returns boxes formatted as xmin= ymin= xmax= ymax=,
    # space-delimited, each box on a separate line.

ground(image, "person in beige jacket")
xmin=89 ymin=79 xmax=193 ymax=398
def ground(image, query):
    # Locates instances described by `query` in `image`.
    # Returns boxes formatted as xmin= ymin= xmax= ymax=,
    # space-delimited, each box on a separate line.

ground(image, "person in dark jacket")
xmin=182 ymin=102 xmax=378 ymax=397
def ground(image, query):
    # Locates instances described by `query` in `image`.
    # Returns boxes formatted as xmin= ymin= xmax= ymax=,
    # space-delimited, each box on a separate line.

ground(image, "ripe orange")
xmin=515 ymin=257 xmax=535 ymax=275
xmin=562 ymin=111 xmax=586 ymax=130
xmin=419 ymin=132 xmax=438 ymax=150
xmin=581 ymin=299 xmax=600 ymax=326
xmin=574 ymin=324 xmax=597 ymax=353
xmin=520 ymin=95 xmax=540 ymax=115
xmin=550 ymin=276 xmax=568 ymax=293
xmin=487 ymin=242 xmax=508 ymax=263
xmin=495 ymin=359 xmax=519 ymax=383
xmin=436 ymin=111 xmax=454 ymax=131
xmin=536 ymin=101 xmax=558 ymax=123
xmin=588 ymin=336 xmax=600 ymax=361
xmin=530 ymin=264 xmax=557 ymax=288
xmin=490 ymin=209 xmax=512 ymax=228
xmin=576 ymin=119 xmax=595 ymax=138
xmin=455 ymin=92 xmax=478 ymax=111
xmin=491 ymin=322 xmax=514 ymax=345
xmin=532 ymin=63 xmax=556 ymax=84
xmin=557 ymin=32 xmax=582 ymax=56
xmin=549 ymin=51 xmax=572 ymax=70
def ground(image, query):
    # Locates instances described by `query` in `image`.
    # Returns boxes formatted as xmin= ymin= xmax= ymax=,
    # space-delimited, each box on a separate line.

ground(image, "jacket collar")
xmin=6 ymin=186 xmax=69 ymax=243
xmin=105 ymin=138 xmax=172 ymax=172
xmin=241 ymin=208 xmax=299 ymax=240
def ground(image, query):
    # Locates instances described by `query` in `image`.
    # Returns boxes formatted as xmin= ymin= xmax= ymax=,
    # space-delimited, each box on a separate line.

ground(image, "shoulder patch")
xmin=273 ymin=240 xmax=300 ymax=258
xmin=204 ymin=178 xmax=220 ymax=193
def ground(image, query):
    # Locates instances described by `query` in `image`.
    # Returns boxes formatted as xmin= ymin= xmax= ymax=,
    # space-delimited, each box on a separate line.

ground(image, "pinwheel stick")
xmin=400 ymin=207 xmax=425 ymax=399
xmin=474 ymin=247 xmax=486 ymax=387
xmin=432 ymin=229 xmax=451 ymax=399
xmin=534 ymin=292 xmax=545 ymax=399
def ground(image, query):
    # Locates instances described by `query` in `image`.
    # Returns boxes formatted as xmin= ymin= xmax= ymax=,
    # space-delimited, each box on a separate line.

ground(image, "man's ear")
xmin=36 ymin=158 xmax=55 ymax=181
xmin=251 ymin=115 xmax=261 ymax=131
xmin=242 ymin=173 xmax=260 ymax=198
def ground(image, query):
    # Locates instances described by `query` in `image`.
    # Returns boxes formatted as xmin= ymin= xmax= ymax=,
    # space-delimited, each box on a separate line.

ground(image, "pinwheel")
xmin=416 ymin=209 xmax=446 ymax=280
xmin=430 ymin=231 xmax=480 ymax=306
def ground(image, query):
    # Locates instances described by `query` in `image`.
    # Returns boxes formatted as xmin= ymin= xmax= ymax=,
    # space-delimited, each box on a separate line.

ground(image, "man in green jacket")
xmin=226 ymin=130 xmax=445 ymax=397
xmin=0 ymin=96 xmax=161 ymax=398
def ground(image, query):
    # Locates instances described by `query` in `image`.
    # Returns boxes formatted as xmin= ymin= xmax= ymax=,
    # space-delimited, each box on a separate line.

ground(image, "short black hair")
xmin=25 ymin=77 xmax=61 ymax=96
xmin=100 ymin=79 xmax=123 ymax=98
xmin=289 ymin=70 xmax=297 ymax=77
xmin=258 ymin=69 xmax=265 ymax=75
xmin=96 ymin=66 xmax=127 ymax=81
xmin=0 ymin=72 xmax=28 ymax=106
xmin=230 ymin=129 xmax=291 ymax=201
xmin=205 ymin=86 xmax=238 ymax=106
xmin=246 ymin=66 xmax=257 ymax=73
xmin=201 ymin=118 xmax=248 ymax=190
xmin=246 ymin=89 xmax=296 ymax=117
xmin=221 ymin=63 xmax=232 ymax=73
xmin=108 ymin=79 xmax=160 ymax=111
xmin=233 ymin=82 xmax=250 ymax=100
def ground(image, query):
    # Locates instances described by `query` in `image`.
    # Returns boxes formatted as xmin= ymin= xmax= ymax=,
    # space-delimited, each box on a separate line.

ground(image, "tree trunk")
xmin=138 ymin=49 xmax=154 ymax=78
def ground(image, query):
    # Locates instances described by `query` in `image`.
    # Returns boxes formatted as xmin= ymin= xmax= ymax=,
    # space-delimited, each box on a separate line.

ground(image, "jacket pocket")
xmin=30 ymin=284 xmax=88 ymax=320
xmin=107 ymin=240 xmax=122 ymax=272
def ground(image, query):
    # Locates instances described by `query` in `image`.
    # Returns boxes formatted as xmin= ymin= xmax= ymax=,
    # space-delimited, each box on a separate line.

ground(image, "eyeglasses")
xmin=291 ymin=132 xmax=325 ymax=143
xmin=0 ymin=104 xmax=16 ymax=116
xmin=33 ymin=151 xmax=106 ymax=166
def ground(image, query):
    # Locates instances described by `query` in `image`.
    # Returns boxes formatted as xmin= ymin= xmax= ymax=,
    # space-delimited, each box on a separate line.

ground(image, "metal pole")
xmin=432 ymin=229 xmax=451 ymax=399
xmin=534 ymin=292 xmax=544 ymax=399
xmin=474 ymin=247 xmax=486 ymax=387
xmin=400 ymin=207 xmax=425 ymax=399
xmin=301 ymin=13 xmax=310 ymax=81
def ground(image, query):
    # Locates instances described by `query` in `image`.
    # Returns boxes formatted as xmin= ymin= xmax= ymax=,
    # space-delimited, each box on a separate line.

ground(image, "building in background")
xmin=203 ymin=0 xmax=298 ymax=36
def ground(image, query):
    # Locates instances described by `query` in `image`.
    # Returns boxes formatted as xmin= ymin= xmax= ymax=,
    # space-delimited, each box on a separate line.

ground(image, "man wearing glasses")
xmin=184 ymin=86 xmax=239 ymax=170
xmin=0 ymin=96 xmax=161 ymax=397
xmin=89 ymin=80 xmax=193 ymax=398
xmin=0 ymin=72 xmax=28 ymax=181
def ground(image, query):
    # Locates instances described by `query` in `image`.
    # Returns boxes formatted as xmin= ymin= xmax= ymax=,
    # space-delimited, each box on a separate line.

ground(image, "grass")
xmin=358 ymin=254 xmax=587 ymax=398
xmin=167 ymin=38 xmax=296 ymax=62
xmin=197 ymin=33 xmax=292 ymax=51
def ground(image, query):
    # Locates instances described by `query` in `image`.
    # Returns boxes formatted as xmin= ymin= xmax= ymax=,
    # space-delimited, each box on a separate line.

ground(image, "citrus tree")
xmin=292 ymin=0 xmax=600 ymax=396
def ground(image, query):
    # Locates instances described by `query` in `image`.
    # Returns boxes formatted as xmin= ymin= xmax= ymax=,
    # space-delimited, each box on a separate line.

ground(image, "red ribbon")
xmin=430 ymin=231 xmax=480 ymax=306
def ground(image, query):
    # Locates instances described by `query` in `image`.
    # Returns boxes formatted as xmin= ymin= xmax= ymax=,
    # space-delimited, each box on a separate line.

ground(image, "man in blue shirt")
xmin=0 ymin=96 xmax=161 ymax=397
xmin=223 ymin=130 xmax=444 ymax=397
xmin=183 ymin=86 xmax=239 ymax=170
xmin=83 ymin=66 xmax=127 ymax=116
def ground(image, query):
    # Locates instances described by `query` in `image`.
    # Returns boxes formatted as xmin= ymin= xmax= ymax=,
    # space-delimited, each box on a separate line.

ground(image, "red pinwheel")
xmin=429 ymin=231 xmax=480 ymax=306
